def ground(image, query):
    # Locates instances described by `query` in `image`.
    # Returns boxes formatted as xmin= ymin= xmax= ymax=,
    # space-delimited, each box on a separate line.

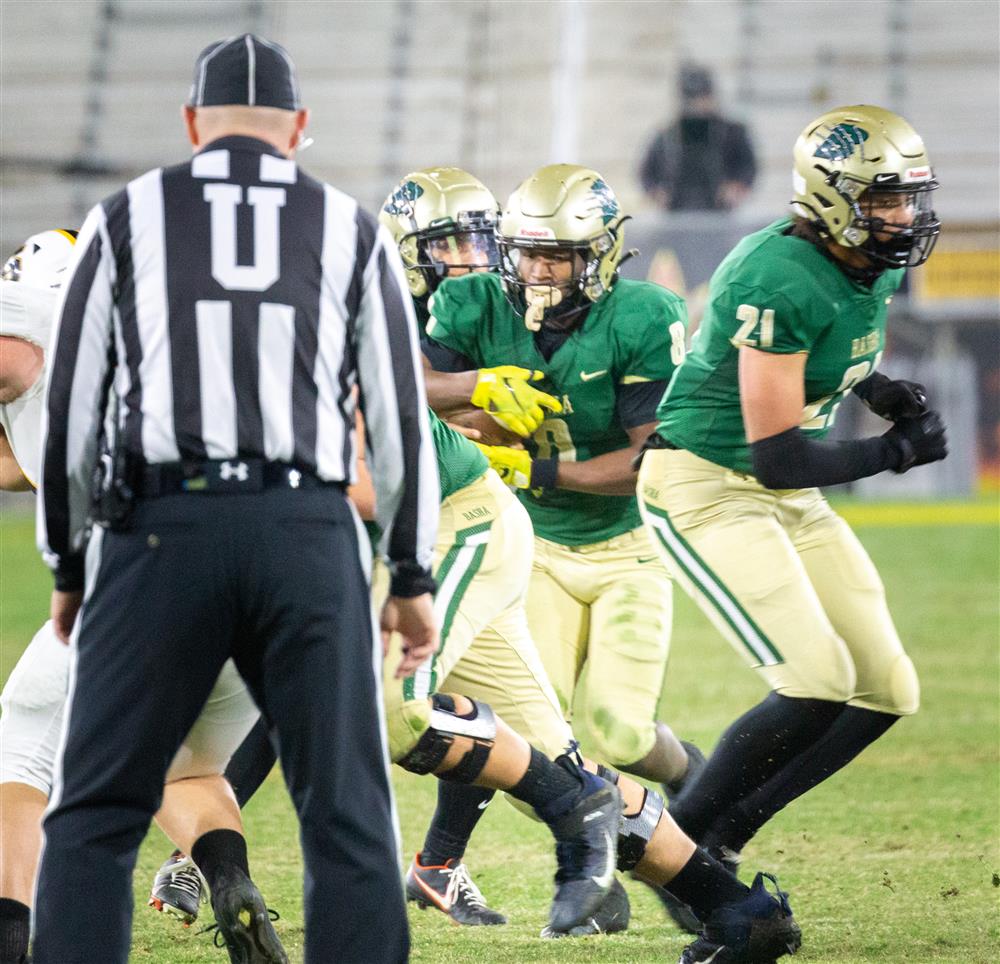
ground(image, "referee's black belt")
xmin=139 ymin=459 xmax=345 ymax=497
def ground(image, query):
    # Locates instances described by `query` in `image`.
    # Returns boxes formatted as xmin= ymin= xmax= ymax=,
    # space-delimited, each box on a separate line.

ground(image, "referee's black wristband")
xmin=529 ymin=458 xmax=559 ymax=490
xmin=53 ymin=554 xmax=85 ymax=593
xmin=389 ymin=561 xmax=437 ymax=598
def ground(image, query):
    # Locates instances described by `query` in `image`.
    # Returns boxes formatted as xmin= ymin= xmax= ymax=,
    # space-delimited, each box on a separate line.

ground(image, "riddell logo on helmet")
xmin=519 ymin=228 xmax=556 ymax=239
xmin=904 ymin=167 xmax=932 ymax=181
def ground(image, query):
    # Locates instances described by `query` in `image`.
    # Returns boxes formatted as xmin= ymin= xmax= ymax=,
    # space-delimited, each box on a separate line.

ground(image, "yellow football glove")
xmin=474 ymin=443 xmax=533 ymax=490
xmin=469 ymin=365 xmax=562 ymax=438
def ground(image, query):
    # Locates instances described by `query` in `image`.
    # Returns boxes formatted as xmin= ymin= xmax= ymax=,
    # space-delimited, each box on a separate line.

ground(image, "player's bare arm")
xmin=0 ymin=425 xmax=32 ymax=491
xmin=0 ymin=335 xmax=43 ymax=405
xmin=553 ymin=421 xmax=658 ymax=496
xmin=739 ymin=347 xmax=807 ymax=442
xmin=421 ymin=355 xmax=479 ymax=415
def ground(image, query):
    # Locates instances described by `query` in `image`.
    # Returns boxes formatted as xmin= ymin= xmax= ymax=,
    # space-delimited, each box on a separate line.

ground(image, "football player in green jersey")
xmin=382 ymin=171 xmax=803 ymax=962
xmin=423 ymin=164 xmax=699 ymax=795
xmin=638 ymin=106 xmax=947 ymax=928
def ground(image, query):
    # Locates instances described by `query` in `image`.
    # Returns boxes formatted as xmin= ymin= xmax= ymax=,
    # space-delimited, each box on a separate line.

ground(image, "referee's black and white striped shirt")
xmin=38 ymin=135 xmax=438 ymax=592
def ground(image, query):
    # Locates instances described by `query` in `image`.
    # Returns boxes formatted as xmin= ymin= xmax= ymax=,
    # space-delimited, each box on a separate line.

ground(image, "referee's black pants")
xmin=33 ymin=487 xmax=409 ymax=964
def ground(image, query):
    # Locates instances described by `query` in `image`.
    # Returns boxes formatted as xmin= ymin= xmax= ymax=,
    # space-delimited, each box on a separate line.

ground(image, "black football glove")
xmin=853 ymin=371 xmax=928 ymax=420
xmin=883 ymin=410 xmax=948 ymax=473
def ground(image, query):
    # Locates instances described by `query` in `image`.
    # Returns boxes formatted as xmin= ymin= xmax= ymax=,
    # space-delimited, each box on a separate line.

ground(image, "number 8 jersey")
xmin=427 ymin=271 xmax=687 ymax=545
xmin=657 ymin=216 xmax=904 ymax=474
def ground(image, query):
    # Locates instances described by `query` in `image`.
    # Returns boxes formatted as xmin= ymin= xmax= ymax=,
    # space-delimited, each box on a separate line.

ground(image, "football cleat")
xmin=540 ymin=876 xmax=630 ymax=937
xmin=678 ymin=872 xmax=801 ymax=964
xmin=206 ymin=869 xmax=288 ymax=964
xmin=546 ymin=777 xmax=622 ymax=933
xmin=663 ymin=740 xmax=707 ymax=800
xmin=405 ymin=853 xmax=507 ymax=925
xmin=148 ymin=850 xmax=206 ymax=926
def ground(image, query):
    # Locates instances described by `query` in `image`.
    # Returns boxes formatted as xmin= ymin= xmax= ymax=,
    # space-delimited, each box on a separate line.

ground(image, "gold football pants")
xmin=381 ymin=470 xmax=571 ymax=762
xmin=525 ymin=525 xmax=674 ymax=768
xmin=638 ymin=448 xmax=918 ymax=715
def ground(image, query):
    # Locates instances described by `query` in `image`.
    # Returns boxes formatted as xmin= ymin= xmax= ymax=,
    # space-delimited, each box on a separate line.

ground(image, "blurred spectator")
xmin=639 ymin=63 xmax=757 ymax=212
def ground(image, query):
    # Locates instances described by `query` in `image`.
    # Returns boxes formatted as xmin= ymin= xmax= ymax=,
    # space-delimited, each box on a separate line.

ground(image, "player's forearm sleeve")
xmin=750 ymin=426 xmax=901 ymax=490
xmin=355 ymin=225 xmax=439 ymax=596
xmin=38 ymin=207 xmax=115 ymax=591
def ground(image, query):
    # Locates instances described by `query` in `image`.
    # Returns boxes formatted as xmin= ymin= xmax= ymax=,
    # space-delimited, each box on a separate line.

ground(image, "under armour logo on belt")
xmin=219 ymin=460 xmax=250 ymax=482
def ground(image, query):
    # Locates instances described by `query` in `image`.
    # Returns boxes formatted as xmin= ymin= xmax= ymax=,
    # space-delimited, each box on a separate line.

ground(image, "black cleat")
xmin=405 ymin=853 xmax=507 ymax=925
xmin=546 ymin=774 xmax=621 ymax=933
xmin=540 ymin=876 xmax=630 ymax=937
xmin=678 ymin=872 xmax=801 ymax=964
xmin=663 ymin=740 xmax=707 ymax=800
xmin=148 ymin=850 xmax=206 ymax=926
xmin=206 ymin=870 xmax=288 ymax=964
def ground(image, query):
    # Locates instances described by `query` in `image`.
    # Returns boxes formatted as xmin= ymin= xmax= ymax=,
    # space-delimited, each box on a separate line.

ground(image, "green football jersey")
xmin=657 ymin=217 xmax=904 ymax=474
xmin=427 ymin=273 xmax=688 ymax=544
xmin=429 ymin=407 xmax=488 ymax=501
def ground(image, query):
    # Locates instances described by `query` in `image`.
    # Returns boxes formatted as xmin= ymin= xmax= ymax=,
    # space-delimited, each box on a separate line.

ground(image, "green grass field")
xmin=1 ymin=504 xmax=998 ymax=963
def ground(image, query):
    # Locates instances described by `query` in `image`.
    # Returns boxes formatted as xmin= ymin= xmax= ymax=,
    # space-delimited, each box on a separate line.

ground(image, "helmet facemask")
xmin=848 ymin=182 xmax=940 ymax=269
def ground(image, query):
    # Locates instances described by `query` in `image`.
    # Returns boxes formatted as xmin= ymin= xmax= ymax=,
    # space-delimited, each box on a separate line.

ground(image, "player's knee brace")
xmin=397 ymin=694 xmax=497 ymax=782
xmin=594 ymin=765 xmax=666 ymax=872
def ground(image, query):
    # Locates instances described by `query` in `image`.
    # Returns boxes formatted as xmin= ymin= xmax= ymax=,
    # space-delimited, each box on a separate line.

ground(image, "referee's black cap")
xmin=188 ymin=34 xmax=301 ymax=110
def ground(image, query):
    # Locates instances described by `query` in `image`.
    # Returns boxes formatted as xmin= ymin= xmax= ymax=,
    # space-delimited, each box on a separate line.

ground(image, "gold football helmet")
xmin=792 ymin=105 xmax=939 ymax=269
xmin=378 ymin=167 xmax=500 ymax=299
xmin=498 ymin=164 xmax=626 ymax=329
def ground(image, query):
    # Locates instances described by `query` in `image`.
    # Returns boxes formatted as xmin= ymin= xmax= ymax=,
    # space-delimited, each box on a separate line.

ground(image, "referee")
xmin=33 ymin=36 xmax=438 ymax=964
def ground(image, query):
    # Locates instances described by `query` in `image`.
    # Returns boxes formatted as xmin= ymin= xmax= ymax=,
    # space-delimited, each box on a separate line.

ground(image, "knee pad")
xmin=397 ymin=694 xmax=497 ymax=782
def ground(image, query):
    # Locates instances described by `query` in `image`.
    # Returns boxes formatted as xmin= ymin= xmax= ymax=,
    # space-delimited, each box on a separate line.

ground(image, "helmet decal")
xmin=589 ymin=178 xmax=620 ymax=225
xmin=812 ymin=124 xmax=869 ymax=162
xmin=383 ymin=179 xmax=424 ymax=218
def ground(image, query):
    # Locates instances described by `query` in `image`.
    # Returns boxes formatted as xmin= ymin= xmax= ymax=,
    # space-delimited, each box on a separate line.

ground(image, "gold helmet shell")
xmin=378 ymin=167 xmax=500 ymax=299
xmin=498 ymin=164 xmax=626 ymax=327
xmin=792 ymin=105 xmax=939 ymax=268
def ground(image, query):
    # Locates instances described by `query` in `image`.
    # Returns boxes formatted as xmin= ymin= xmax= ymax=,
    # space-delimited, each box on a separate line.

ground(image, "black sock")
xmin=508 ymin=747 xmax=593 ymax=822
xmin=421 ymin=782 xmax=496 ymax=865
xmin=191 ymin=828 xmax=250 ymax=891
xmin=224 ymin=717 xmax=278 ymax=809
xmin=664 ymin=847 xmax=750 ymax=921
xmin=0 ymin=897 xmax=30 ymax=964
xmin=703 ymin=706 xmax=899 ymax=853
xmin=670 ymin=692 xmax=844 ymax=841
